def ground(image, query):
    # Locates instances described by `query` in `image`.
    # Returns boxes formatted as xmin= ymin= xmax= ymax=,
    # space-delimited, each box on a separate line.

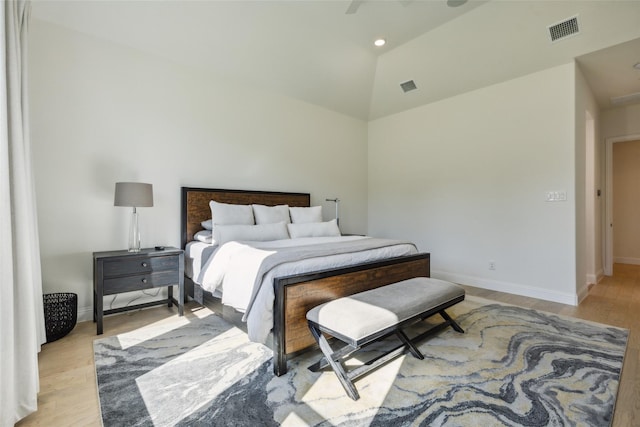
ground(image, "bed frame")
xmin=180 ymin=187 xmax=431 ymax=375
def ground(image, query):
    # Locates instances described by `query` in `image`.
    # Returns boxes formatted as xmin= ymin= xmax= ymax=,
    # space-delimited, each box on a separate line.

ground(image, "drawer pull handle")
xmin=141 ymin=262 xmax=148 ymax=267
xmin=141 ymin=278 xmax=147 ymax=284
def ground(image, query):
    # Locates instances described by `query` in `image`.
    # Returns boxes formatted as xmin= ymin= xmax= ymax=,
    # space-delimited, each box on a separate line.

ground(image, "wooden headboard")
xmin=180 ymin=187 xmax=311 ymax=248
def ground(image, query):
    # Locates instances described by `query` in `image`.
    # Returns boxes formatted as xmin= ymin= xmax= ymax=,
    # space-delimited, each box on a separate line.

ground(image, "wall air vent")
xmin=548 ymin=15 xmax=580 ymax=42
xmin=400 ymin=80 xmax=417 ymax=93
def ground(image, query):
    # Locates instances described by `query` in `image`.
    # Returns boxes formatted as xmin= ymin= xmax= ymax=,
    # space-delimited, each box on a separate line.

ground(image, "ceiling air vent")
xmin=548 ymin=15 xmax=580 ymax=42
xmin=400 ymin=80 xmax=417 ymax=93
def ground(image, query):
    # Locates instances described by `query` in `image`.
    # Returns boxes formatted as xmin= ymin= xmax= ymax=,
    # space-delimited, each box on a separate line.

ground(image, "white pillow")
xmin=210 ymin=200 xmax=254 ymax=225
xmin=252 ymin=204 xmax=291 ymax=225
xmin=193 ymin=230 xmax=214 ymax=244
xmin=201 ymin=219 xmax=213 ymax=230
xmin=287 ymin=219 xmax=341 ymax=238
xmin=289 ymin=206 xmax=322 ymax=223
xmin=214 ymin=222 xmax=290 ymax=245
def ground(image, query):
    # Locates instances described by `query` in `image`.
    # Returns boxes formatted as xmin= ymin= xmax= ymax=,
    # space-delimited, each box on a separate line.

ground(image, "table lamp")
xmin=114 ymin=182 xmax=153 ymax=252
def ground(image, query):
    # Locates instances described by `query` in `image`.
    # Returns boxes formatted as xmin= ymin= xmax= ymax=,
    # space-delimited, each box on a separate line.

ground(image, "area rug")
xmin=94 ymin=296 xmax=628 ymax=426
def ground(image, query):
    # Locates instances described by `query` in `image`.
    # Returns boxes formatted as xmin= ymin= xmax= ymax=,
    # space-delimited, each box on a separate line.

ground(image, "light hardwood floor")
xmin=17 ymin=264 xmax=640 ymax=426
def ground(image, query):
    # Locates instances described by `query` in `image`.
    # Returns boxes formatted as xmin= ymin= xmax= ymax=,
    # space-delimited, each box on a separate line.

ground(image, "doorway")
xmin=585 ymin=112 xmax=596 ymax=285
xmin=605 ymin=134 xmax=640 ymax=275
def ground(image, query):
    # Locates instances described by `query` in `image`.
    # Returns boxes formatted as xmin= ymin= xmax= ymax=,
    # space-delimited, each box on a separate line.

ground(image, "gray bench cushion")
xmin=306 ymin=277 xmax=465 ymax=342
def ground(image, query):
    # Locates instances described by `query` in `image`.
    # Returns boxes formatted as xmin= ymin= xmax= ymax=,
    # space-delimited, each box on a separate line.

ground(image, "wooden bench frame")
xmin=307 ymin=293 xmax=465 ymax=400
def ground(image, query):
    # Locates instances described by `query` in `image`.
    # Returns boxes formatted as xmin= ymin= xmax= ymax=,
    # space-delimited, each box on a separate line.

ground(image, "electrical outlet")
xmin=489 ymin=261 xmax=496 ymax=270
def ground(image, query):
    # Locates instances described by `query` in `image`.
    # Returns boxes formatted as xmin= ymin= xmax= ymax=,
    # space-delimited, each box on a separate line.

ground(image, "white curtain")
xmin=0 ymin=1 xmax=46 ymax=426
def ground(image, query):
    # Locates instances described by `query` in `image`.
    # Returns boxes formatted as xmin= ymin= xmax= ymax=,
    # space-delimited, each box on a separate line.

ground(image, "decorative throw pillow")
xmin=193 ymin=230 xmax=214 ymax=244
xmin=209 ymin=200 xmax=254 ymax=225
xmin=214 ymin=222 xmax=290 ymax=245
xmin=252 ymin=204 xmax=291 ymax=224
xmin=287 ymin=219 xmax=341 ymax=238
xmin=289 ymin=206 xmax=322 ymax=223
xmin=201 ymin=219 xmax=213 ymax=230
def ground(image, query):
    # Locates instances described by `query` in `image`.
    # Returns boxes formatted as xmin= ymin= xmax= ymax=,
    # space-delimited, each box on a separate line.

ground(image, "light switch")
xmin=545 ymin=191 xmax=567 ymax=202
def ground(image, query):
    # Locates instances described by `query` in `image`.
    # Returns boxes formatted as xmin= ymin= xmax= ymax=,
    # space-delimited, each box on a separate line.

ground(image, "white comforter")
xmin=197 ymin=236 xmax=418 ymax=343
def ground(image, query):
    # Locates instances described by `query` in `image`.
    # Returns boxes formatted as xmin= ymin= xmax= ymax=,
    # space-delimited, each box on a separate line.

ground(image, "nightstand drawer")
xmin=103 ymin=270 xmax=179 ymax=294
xmin=103 ymin=255 xmax=179 ymax=277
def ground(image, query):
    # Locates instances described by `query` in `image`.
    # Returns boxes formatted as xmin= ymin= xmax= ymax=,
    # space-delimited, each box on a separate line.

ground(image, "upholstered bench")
xmin=306 ymin=277 xmax=465 ymax=400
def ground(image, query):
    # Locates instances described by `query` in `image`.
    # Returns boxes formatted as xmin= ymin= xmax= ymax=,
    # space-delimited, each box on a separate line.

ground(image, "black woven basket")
xmin=43 ymin=293 xmax=77 ymax=343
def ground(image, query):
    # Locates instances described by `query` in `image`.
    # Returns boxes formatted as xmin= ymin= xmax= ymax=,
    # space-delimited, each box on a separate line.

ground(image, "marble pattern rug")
xmin=94 ymin=296 xmax=628 ymax=426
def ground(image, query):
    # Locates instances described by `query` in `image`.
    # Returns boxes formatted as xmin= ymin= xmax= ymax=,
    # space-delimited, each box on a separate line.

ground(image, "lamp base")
xmin=128 ymin=209 xmax=141 ymax=252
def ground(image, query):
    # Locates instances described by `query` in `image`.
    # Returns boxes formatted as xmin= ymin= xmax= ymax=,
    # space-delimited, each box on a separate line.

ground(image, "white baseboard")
xmin=78 ymin=306 xmax=93 ymax=323
xmin=613 ymin=257 xmax=640 ymax=265
xmin=432 ymin=270 xmax=578 ymax=306
xmin=578 ymin=268 xmax=604 ymax=304
xmin=577 ymin=284 xmax=590 ymax=304
xmin=77 ymin=273 xmax=582 ymax=323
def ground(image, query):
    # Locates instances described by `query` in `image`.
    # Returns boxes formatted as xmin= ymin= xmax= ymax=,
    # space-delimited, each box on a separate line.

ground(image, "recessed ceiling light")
xmin=374 ymin=38 xmax=386 ymax=47
xmin=634 ymin=62 xmax=640 ymax=70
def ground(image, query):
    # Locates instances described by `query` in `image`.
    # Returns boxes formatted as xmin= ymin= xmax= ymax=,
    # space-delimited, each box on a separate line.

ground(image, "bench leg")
xmin=439 ymin=310 xmax=464 ymax=333
xmin=396 ymin=329 xmax=424 ymax=360
xmin=309 ymin=324 xmax=360 ymax=400
xmin=309 ymin=340 xmax=358 ymax=372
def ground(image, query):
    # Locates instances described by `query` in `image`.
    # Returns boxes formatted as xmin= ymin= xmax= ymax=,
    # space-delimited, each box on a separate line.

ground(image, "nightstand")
xmin=93 ymin=247 xmax=184 ymax=334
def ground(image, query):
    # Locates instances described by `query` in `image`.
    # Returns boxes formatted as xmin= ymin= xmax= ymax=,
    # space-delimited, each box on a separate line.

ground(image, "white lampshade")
xmin=114 ymin=182 xmax=153 ymax=207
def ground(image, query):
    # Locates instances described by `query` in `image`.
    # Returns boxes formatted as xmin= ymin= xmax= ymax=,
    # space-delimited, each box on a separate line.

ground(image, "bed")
xmin=180 ymin=187 xmax=431 ymax=375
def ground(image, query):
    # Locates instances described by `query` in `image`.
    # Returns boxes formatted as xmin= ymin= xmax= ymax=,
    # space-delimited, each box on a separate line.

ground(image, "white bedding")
xmin=195 ymin=236 xmax=418 ymax=343
xmin=184 ymin=241 xmax=216 ymax=280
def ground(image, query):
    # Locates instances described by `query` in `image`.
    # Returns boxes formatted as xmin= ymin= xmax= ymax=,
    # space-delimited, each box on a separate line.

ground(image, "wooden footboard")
xmin=272 ymin=253 xmax=430 ymax=376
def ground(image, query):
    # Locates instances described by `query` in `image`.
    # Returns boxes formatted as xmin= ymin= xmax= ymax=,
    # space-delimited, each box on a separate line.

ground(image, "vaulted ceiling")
xmin=32 ymin=1 xmax=640 ymax=120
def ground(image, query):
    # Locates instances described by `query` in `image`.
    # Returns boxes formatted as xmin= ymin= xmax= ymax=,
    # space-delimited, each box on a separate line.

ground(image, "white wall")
xmin=368 ymin=63 xmax=578 ymax=305
xmin=574 ymin=64 xmax=602 ymax=300
xmin=602 ymin=104 xmax=640 ymax=138
xmin=28 ymin=20 xmax=368 ymax=321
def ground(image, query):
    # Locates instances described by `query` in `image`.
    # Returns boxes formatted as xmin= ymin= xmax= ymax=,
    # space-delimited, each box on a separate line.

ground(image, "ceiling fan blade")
xmin=345 ymin=0 xmax=364 ymax=14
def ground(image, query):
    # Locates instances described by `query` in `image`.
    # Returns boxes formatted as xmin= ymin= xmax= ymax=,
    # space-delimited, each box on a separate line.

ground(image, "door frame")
xmin=605 ymin=133 xmax=640 ymax=275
